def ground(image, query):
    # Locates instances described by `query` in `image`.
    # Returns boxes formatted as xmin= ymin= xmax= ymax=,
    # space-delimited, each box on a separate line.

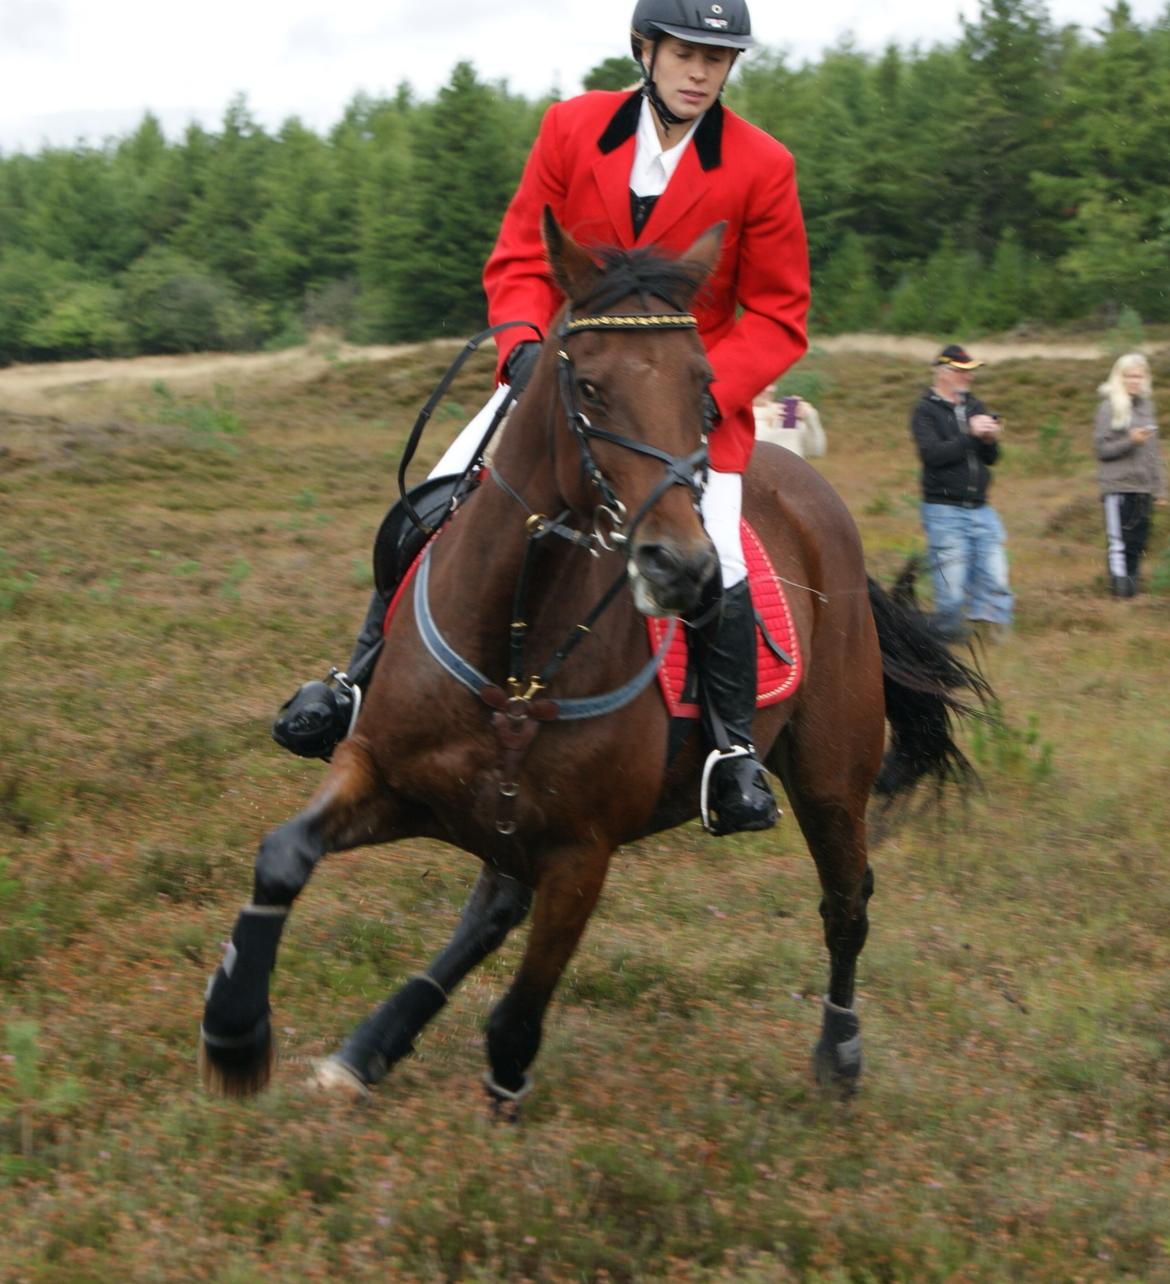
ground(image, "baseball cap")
xmin=934 ymin=344 xmax=984 ymax=370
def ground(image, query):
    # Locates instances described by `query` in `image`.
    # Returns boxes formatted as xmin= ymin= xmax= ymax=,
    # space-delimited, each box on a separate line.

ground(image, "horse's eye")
xmin=578 ymin=380 xmax=602 ymax=404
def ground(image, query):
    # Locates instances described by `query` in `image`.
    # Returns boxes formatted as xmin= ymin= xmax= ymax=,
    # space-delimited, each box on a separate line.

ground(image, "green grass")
xmin=1 ymin=343 xmax=1169 ymax=1280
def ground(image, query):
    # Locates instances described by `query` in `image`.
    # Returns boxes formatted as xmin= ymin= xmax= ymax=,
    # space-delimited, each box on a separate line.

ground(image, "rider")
xmin=274 ymin=0 xmax=810 ymax=834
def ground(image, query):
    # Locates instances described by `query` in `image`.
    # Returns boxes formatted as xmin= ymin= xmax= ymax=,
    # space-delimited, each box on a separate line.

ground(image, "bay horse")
xmin=200 ymin=211 xmax=984 ymax=1108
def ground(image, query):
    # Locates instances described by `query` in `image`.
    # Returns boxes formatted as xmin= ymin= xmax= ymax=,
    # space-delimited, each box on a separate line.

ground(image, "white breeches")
xmin=427 ymin=384 xmax=513 ymax=480
xmin=430 ymin=389 xmax=746 ymax=587
xmin=700 ymin=469 xmax=747 ymax=587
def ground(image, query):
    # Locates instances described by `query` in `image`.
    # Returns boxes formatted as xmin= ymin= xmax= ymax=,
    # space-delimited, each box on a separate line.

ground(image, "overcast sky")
xmin=2 ymin=0 xmax=1166 ymax=153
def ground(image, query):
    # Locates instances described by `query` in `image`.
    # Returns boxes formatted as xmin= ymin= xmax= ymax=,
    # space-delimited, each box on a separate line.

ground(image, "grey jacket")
xmin=1094 ymin=394 xmax=1165 ymax=498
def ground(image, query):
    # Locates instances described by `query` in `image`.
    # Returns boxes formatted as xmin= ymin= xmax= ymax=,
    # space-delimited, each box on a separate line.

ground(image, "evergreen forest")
xmin=1 ymin=0 xmax=1168 ymax=365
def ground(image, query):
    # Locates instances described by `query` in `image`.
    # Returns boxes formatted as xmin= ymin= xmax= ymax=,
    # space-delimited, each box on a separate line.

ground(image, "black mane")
xmin=573 ymin=244 xmax=706 ymax=315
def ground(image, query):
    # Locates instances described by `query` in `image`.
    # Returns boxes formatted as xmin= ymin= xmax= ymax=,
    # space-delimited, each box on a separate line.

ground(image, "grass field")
xmin=1 ymin=337 xmax=1169 ymax=1282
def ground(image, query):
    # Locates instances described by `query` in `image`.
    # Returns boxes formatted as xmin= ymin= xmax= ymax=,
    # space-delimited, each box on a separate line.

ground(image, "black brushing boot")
xmin=694 ymin=579 xmax=779 ymax=835
xmin=272 ymin=588 xmax=386 ymax=760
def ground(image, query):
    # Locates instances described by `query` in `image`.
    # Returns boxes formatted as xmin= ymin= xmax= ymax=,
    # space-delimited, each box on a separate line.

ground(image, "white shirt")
xmin=629 ymin=97 xmax=702 ymax=198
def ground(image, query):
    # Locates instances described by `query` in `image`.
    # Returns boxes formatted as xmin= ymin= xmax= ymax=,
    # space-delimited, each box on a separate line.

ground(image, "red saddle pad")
xmin=647 ymin=520 xmax=802 ymax=718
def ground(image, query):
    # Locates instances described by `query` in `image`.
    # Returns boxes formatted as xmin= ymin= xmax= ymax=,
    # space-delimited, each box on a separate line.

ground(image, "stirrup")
xmin=329 ymin=667 xmax=362 ymax=738
xmin=700 ymin=745 xmax=779 ymax=836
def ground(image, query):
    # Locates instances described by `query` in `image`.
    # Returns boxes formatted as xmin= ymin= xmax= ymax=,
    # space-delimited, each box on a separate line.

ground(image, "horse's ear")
xmin=680 ymin=222 xmax=726 ymax=286
xmin=543 ymin=206 xmax=600 ymax=302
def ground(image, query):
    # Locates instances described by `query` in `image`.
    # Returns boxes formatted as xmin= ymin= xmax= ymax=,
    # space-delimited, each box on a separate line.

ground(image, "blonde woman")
xmin=1094 ymin=353 xmax=1165 ymax=596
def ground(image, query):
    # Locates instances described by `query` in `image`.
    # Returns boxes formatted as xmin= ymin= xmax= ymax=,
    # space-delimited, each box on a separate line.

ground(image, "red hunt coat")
xmin=484 ymin=90 xmax=810 ymax=473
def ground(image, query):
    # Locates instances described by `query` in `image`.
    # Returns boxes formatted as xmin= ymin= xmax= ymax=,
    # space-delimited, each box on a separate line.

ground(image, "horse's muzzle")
xmin=628 ymin=538 xmax=718 ymax=616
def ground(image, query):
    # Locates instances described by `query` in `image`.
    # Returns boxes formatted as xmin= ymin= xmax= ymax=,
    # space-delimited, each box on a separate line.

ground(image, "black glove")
xmin=503 ymin=341 xmax=541 ymax=395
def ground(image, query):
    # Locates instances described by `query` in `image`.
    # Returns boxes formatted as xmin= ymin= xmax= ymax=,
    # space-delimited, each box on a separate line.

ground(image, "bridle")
xmin=553 ymin=306 xmax=711 ymax=552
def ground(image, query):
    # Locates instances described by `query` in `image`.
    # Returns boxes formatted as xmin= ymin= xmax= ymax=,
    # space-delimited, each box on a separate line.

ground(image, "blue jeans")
xmin=921 ymin=502 xmax=1014 ymax=638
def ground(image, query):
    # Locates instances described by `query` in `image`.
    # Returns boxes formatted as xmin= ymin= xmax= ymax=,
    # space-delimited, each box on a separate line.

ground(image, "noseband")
xmin=555 ymin=308 xmax=712 ymax=549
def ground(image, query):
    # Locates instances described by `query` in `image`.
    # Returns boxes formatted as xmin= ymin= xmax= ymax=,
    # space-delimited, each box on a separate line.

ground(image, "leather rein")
xmin=414 ymin=302 xmax=711 ymax=835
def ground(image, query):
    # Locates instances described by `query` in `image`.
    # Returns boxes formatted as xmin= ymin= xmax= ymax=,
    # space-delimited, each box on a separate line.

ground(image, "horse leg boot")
xmin=201 ymin=753 xmax=400 ymax=1096
xmin=199 ymin=808 xmax=330 ymax=1096
xmin=694 ymin=579 xmax=778 ymax=835
xmin=324 ymin=868 xmax=533 ymax=1093
xmin=272 ymin=588 xmax=386 ymax=760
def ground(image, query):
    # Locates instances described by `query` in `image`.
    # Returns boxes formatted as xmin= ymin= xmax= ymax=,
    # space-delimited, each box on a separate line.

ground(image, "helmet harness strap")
xmin=639 ymin=37 xmax=738 ymax=134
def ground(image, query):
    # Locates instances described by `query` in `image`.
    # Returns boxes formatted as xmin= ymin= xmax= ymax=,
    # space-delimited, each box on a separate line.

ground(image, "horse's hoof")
xmin=198 ymin=1022 xmax=277 ymax=1098
xmin=306 ymin=1056 xmax=370 ymax=1102
xmin=483 ymin=1070 xmax=530 ymax=1124
xmin=812 ymin=996 xmax=862 ymax=1096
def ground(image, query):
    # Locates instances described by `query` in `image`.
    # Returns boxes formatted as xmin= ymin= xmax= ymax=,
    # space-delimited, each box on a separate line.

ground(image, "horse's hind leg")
xmin=770 ymin=705 xmax=881 ymax=1094
xmin=200 ymin=744 xmax=401 ymax=1097
xmin=320 ymin=867 xmax=533 ymax=1092
xmin=483 ymin=845 xmax=611 ymax=1113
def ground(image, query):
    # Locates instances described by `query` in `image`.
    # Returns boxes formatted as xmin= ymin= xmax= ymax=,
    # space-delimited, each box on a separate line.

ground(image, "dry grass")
xmin=1 ymin=341 xmax=1169 ymax=1282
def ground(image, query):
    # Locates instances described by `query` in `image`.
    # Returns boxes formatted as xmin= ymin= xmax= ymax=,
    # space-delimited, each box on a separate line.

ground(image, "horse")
xmin=199 ymin=210 xmax=985 ymax=1110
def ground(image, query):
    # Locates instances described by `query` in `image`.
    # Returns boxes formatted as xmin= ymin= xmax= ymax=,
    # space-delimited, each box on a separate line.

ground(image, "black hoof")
xmin=199 ymin=1017 xmax=277 ymax=1097
xmin=812 ymin=997 xmax=862 ymax=1095
xmin=483 ymin=1071 xmax=530 ymax=1124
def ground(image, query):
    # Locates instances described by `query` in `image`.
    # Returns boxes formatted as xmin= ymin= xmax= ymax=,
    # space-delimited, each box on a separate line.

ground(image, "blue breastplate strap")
xmin=413 ymin=547 xmax=676 ymax=721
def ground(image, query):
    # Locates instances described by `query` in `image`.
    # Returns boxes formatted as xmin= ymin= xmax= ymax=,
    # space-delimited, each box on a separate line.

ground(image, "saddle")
xmin=373 ymin=474 xmax=468 ymax=598
xmin=648 ymin=520 xmax=803 ymax=718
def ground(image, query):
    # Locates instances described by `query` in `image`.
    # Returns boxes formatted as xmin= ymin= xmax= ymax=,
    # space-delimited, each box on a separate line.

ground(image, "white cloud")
xmin=0 ymin=0 xmax=65 ymax=50
xmin=0 ymin=0 xmax=1165 ymax=152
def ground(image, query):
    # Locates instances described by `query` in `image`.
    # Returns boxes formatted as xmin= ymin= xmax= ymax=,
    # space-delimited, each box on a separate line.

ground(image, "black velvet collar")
xmin=597 ymin=91 xmax=724 ymax=171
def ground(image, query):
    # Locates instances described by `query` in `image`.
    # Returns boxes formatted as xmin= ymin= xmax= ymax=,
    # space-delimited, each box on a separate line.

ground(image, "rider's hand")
xmin=504 ymin=342 xmax=542 ymax=395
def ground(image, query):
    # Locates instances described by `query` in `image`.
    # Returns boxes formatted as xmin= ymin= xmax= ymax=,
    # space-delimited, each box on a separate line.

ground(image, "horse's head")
xmin=539 ymin=208 xmax=722 ymax=617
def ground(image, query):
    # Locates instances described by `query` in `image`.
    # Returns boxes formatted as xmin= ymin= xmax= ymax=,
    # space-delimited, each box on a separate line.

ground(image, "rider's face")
xmin=643 ymin=36 xmax=736 ymax=121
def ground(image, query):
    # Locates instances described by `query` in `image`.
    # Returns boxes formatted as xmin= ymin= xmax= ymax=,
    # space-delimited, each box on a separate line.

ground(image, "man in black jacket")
xmin=911 ymin=344 xmax=1014 ymax=642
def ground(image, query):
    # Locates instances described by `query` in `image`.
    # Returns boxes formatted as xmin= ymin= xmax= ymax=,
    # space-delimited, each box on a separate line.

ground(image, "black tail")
xmin=867 ymin=561 xmax=991 ymax=800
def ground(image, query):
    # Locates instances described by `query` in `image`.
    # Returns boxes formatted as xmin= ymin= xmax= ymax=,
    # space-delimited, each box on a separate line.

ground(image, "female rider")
xmin=275 ymin=0 xmax=810 ymax=835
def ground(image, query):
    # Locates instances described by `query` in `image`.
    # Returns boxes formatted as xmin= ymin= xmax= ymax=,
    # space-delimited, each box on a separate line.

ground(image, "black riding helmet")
xmin=630 ymin=0 xmax=754 ymax=126
xmin=630 ymin=0 xmax=755 ymax=58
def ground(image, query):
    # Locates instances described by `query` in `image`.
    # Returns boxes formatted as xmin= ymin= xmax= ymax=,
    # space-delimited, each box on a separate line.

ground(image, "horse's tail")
xmin=867 ymin=561 xmax=991 ymax=801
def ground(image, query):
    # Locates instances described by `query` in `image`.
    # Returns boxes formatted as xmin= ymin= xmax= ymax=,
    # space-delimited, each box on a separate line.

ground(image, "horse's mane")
xmin=572 ymin=244 xmax=707 ymax=315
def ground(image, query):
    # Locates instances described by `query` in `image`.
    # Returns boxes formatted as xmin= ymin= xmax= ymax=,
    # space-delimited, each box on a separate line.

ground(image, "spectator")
xmin=1094 ymin=352 xmax=1165 ymax=597
xmin=910 ymin=344 xmax=1014 ymax=642
xmin=753 ymin=388 xmax=826 ymax=459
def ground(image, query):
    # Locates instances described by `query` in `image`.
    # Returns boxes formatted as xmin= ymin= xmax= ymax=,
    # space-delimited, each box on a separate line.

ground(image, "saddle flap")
xmin=373 ymin=475 xmax=467 ymax=598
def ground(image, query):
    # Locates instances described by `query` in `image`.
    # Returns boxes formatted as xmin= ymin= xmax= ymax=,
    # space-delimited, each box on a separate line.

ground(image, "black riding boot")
xmin=694 ymin=579 xmax=779 ymax=836
xmin=272 ymin=589 xmax=386 ymax=760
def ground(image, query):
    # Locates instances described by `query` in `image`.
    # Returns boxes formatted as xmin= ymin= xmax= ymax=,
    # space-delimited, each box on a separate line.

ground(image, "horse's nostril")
xmin=635 ymin=543 xmax=681 ymax=585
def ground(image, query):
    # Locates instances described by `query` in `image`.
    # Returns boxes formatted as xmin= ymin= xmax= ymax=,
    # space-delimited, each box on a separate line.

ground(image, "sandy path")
xmin=0 ymin=339 xmax=448 ymax=411
xmin=0 ymin=332 xmax=1154 ymax=413
xmin=811 ymin=333 xmax=1127 ymax=362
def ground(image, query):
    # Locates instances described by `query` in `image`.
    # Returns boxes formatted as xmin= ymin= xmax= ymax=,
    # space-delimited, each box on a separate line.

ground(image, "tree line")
xmin=1 ymin=0 xmax=1167 ymax=365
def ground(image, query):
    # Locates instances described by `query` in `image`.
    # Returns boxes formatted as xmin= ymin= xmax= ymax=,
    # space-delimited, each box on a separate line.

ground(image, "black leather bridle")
xmin=553 ymin=307 xmax=711 ymax=551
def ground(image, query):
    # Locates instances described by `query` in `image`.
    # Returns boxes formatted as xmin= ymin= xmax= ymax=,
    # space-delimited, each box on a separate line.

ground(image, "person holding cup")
xmin=910 ymin=343 xmax=1014 ymax=643
xmin=1094 ymin=352 xmax=1165 ymax=597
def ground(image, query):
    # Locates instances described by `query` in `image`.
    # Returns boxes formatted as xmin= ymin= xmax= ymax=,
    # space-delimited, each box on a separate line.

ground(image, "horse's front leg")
xmin=199 ymin=744 xmax=402 ymax=1097
xmin=483 ymin=844 xmax=611 ymax=1116
xmin=315 ymin=866 xmax=533 ymax=1095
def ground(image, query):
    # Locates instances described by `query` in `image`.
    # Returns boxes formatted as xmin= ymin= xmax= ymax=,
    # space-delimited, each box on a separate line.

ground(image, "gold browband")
xmin=564 ymin=313 xmax=698 ymax=333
